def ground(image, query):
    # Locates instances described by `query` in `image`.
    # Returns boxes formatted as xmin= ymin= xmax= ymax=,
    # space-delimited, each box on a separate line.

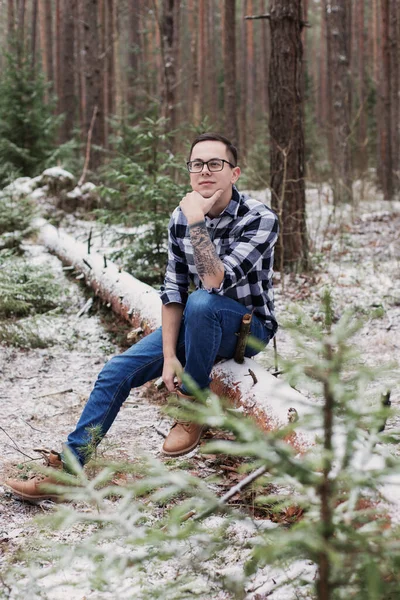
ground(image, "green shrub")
xmin=0 ymin=43 xmax=59 ymax=186
xmin=0 ymin=255 xmax=60 ymax=319
xmin=96 ymin=115 xmax=189 ymax=286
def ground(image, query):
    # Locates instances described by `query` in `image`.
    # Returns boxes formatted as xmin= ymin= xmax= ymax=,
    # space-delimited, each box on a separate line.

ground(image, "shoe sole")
xmin=162 ymin=427 xmax=205 ymax=457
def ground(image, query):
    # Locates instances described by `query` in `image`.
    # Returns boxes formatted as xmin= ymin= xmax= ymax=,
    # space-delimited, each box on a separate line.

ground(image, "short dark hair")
xmin=188 ymin=132 xmax=238 ymax=166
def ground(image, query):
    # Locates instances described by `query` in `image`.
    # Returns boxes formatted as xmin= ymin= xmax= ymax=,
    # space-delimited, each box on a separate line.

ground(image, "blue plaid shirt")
xmin=160 ymin=186 xmax=279 ymax=333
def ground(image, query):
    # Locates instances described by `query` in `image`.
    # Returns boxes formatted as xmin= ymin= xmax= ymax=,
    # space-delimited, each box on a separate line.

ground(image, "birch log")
xmin=38 ymin=220 xmax=314 ymax=453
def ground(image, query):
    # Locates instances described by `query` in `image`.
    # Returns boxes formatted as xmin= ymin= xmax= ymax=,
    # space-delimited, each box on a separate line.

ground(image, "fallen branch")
xmin=0 ymin=426 xmax=36 ymax=460
xmin=174 ymin=465 xmax=268 ymax=527
xmin=78 ymin=105 xmax=98 ymax=187
xmin=34 ymin=387 xmax=73 ymax=399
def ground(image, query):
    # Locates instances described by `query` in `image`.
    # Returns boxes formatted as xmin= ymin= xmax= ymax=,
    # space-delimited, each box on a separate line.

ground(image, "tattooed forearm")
xmin=189 ymin=221 xmax=224 ymax=283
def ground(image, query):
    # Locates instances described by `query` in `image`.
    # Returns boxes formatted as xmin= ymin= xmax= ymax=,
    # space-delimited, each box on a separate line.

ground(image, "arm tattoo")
xmin=189 ymin=221 xmax=223 ymax=279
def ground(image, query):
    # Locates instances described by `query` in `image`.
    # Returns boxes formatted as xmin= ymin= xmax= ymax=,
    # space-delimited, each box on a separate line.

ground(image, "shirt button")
xmin=210 ymin=224 xmax=214 ymax=227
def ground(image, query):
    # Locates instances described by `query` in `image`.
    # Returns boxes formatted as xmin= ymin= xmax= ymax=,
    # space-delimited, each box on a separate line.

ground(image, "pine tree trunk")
xmin=16 ymin=0 xmax=25 ymax=63
xmin=379 ymin=0 xmax=393 ymax=199
xmin=246 ymin=0 xmax=255 ymax=143
xmin=7 ymin=0 xmax=15 ymax=47
xmin=31 ymin=0 xmax=38 ymax=73
xmin=83 ymin=0 xmax=104 ymax=169
xmin=389 ymin=0 xmax=399 ymax=191
xmin=223 ymin=0 xmax=238 ymax=145
xmin=59 ymin=0 xmax=76 ymax=143
xmin=324 ymin=0 xmax=353 ymax=204
xmin=356 ymin=0 xmax=368 ymax=178
xmin=128 ymin=0 xmax=140 ymax=110
xmin=159 ymin=0 xmax=177 ymax=135
xmin=188 ymin=0 xmax=200 ymax=125
xmin=261 ymin=0 xmax=270 ymax=115
xmin=55 ymin=0 xmax=62 ymax=114
xmin=269 ymin=0 xmax=308 ymax=272
xmin=198 ymin=0 xmax=208 ymax=120
xmin=318 ymin=3 xmax=328 ymax=129
xmin=208 ymin=0 xmax=218 ymax=122
xmin=76 ymin=0 xmax=86 ymax=138
xmin=239 ymin=0 xmax=247 ymax=157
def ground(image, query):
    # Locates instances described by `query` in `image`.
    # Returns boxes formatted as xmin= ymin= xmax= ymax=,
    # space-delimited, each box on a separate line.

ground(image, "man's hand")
xmin=180 ymin=189 xmax=223 ymax=225
xmin=162 ymin=356 xmax=183 ymax=392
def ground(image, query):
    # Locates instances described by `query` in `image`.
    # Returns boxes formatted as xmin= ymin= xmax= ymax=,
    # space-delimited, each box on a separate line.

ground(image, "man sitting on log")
xmin=5 ymin=132 xmax=279 ymax=502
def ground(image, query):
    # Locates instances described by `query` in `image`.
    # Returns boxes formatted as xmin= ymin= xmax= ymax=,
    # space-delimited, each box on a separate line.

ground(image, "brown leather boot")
xmin=4 ymin=449 xmax=64 ymax=503
xmin=162 ymin=389 xmax=205 ymax=456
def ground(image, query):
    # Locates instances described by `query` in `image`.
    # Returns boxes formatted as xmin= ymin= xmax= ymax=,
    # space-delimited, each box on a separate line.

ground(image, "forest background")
xmin=0 ymin=0 xmax=399 ymax=281
xmin=1 ymin=2 xmax=400 ymax=598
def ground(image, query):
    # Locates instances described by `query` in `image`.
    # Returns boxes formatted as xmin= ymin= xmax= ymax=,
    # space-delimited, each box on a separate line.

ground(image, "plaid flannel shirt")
xmin=160 ymin=186 xmax=279 ymax=333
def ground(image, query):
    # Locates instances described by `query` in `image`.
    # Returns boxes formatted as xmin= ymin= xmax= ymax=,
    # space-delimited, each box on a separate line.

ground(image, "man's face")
xmin=188 ymin=140 xmax=240 ymax=199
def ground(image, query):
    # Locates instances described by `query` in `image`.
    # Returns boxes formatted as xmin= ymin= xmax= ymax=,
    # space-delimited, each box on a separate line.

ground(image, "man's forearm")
xmin=162 ymin=303 xmax=184 ymax=358
xmin=189 ymin=221 xmax=224 ymax=289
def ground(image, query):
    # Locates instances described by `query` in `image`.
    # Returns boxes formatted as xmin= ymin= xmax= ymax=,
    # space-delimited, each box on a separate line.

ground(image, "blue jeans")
xmin=65 ymin=290 xmax=273 ymax=465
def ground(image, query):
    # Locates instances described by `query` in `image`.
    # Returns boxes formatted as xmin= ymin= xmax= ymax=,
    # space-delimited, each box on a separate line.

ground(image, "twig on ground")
xmin=152 ymin=424 xmax=168 ymax=439
xmin=172 ymin=465 xmax=268 ymax=526
xmin=77 ymin=297 xmax=93 ymax=318
xmin=19 ymin=418 xmax=45 ymax=433
xmin=34 ymin=388 xmax=74 ymax=399
xmin=0 ymin=426 xmax=36 ymax=460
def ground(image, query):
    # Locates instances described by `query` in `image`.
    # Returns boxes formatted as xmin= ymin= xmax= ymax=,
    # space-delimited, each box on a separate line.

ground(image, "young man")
xmin=5 ymin=133 xmax=279 ymax=502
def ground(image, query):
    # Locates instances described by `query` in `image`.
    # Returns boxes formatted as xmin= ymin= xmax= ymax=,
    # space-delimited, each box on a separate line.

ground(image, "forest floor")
xmin=0 ymin=181 xmax=400 ymax=599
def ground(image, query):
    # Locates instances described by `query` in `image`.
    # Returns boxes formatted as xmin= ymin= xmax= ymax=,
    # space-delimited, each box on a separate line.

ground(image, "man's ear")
xmin=231 ymin=166 xmax=241 ymax=184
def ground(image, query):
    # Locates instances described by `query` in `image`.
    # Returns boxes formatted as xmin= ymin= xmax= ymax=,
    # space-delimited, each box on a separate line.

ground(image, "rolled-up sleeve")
xmin=160 ymin=216 xmax=190 ymax=306
xmin=206 ymin=211 xmax=279 ymax=295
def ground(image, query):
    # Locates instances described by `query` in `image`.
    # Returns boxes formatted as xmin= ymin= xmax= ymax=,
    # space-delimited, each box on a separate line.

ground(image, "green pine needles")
xmin=0 ymin=42 xmax=59 ymax=187
xmin=3 ymin=295 xmax=400 ymax=599
xmin=96 ymin=114 xmax=189 ymax=286
xmin=0 ymin=251 xmax=61 ymax=347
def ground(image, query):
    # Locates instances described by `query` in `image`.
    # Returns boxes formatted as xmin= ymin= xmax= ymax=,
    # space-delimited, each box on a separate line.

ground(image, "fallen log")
xmin=38 ymin=220 xmax=315 ymax=453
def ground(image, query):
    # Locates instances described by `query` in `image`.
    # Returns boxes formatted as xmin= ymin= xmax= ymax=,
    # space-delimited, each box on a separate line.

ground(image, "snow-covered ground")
xmin=0 ymin=179 xmax=399 ymax=599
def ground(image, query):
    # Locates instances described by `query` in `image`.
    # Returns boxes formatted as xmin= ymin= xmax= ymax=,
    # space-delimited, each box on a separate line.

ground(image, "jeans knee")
xmin=96 ymin=354 xmax=125 ymax=387
xmin=184 ymin=290 xmax=217 ymax=320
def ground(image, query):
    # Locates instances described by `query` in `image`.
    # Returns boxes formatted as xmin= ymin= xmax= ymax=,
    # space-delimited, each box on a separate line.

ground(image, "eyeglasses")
xmin=186 ymin=158 xmax=236 ymax=173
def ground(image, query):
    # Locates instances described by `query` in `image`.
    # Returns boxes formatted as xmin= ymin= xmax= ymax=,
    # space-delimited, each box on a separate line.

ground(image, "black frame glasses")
xmin=186 ymin=158 xmax=236 ymax=173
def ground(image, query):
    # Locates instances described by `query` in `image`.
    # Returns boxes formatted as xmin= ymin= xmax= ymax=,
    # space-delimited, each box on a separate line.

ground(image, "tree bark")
xmin=31 ymin=0 xmax=38 ymax=73
xmin=389 ymin=0 xmax=399 ymax=191
xmin=260 ymin=0 xmax=270 ymax=115
xmin=55 ymin=0 xmax=62 ymax=114
xmin=324 ymin=0 xmax=353 ymax=204
xmin=59 ymin=0 xmax=77 ymax=143
xmin=223 ymin=0 xmax=238 ymax=145
xmin=76 ymin=0 xmax=87 ymax=138
xmin=159 ymin=0 xmax=177 ymax=134
xmin=239 ymin=0 xmax=247 ymax=157
xmin=7 ymin=0 xmax=15 ymax=47
xmin=128 ymin=0 xmax=141 ymax=110
xmin=269 ymin=0 xmax=308 ymax=271
xmin=379 ymin=0 xmax=393 ymax=199
xmin=83 ymin=0 xmax=104 ymax=169
xmin=246 ymin=0 xmax=255 ymax=142
xmin=355 ymin=0 xmax=368 ymax=178
xmin=188 ymin=0 xmax=200 ymax=125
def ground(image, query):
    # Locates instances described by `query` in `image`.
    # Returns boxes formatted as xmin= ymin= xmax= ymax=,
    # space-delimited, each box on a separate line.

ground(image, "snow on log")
xmin=38 ymin=220 xmax=314 ymax=451
xmin=38 ymin=220 xmax=162 ymax=334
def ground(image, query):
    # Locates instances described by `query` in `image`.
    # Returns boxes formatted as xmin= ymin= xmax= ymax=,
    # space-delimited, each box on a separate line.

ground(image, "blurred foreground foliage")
xmin=3 ymin=293 xmax=400 ymax=599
